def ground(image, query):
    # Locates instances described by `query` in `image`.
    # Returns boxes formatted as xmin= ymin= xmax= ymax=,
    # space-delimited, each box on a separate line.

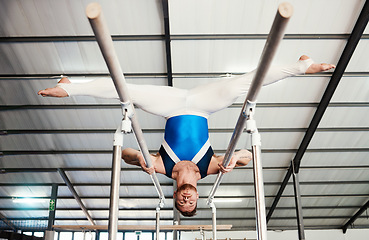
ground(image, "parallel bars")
xmin=86 ymin=3 xmax=165 ymax=240
xmin=206 ymin=3 xmax=293 ymax=240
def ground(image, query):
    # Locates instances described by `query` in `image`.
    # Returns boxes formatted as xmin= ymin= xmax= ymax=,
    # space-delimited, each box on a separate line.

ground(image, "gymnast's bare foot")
xmin=300 ymin=55 xmax=336 ymax=74
xmin=37 ymin=77 xmax=70 ymax=97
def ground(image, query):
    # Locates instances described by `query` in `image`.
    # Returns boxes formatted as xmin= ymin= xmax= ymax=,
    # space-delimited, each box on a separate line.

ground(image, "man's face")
xmin=174 ymin=183 xmax=199 ymax=213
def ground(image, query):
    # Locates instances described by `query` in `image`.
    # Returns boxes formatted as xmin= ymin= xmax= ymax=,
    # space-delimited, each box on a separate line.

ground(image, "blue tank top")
xmin=159 ymin=115 xmax=214 ymax=178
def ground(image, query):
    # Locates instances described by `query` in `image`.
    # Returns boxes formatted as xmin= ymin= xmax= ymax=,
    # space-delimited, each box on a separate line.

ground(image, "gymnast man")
xmin=38 ymin=55 xmax=335 ymax=216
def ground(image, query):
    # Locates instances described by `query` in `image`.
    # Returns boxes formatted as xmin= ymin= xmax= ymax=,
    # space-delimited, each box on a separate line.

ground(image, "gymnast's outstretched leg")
xmin=186 ymin=55 xmax=335 ymax=116
xmin=38 ymin=77 xmax=189 ymax=118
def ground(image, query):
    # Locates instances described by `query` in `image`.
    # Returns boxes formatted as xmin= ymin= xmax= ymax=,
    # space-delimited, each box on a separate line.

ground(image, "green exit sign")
xmin=49 ymin=199 xmax=55 ymax=211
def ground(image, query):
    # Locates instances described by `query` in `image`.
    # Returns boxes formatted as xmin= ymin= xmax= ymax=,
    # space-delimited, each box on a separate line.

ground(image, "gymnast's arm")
xmin=122 ymin=148 xmax=155 ymax=174
xmin=208 ymin=149 xmax=252 ymax=174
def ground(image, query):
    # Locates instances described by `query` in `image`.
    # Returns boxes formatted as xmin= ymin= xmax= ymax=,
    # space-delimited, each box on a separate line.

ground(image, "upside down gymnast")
xmin=38 ymin=55 xmax=335 ymax=216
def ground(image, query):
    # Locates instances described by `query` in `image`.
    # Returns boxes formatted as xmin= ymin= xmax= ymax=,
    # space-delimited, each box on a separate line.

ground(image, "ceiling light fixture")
xmin=12 ymin=198 xmax=48 ymax=203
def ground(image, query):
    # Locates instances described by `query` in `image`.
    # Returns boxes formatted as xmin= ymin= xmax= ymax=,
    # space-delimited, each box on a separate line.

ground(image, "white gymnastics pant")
xmin=58 ymin=59 xmax=313 ymax=119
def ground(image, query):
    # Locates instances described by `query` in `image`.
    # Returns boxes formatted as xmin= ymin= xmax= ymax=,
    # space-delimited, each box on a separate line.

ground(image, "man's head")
xmin=173 ymin=183 xmax=199 ymax=217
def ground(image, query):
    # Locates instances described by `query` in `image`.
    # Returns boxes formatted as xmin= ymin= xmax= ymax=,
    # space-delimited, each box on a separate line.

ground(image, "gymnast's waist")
xmin=164 ymin=115 xmax=209 ymax=144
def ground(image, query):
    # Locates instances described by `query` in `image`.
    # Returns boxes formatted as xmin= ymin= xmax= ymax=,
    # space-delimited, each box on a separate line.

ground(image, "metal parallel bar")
xmin=206 ymin=1 xmax=293 ymax=202
xmin=161 ymin=0 xmax=173 ymax=86
xmin=292 ymin=163 xmax=305 ymax=240
xmin=57 ymin=169 xmax=96 ymax=225
xmin=47 ymin=184 xmax=58 ymax=230
xmin=266 ymin=0 xmax=369 ymax=223
xmin=85 ymin=3 xmax=165 ymax=202
xmin=206 ymin=4 xmax=293 ymax=240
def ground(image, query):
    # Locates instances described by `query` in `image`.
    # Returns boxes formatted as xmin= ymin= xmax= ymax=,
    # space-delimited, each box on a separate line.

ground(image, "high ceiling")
xmin=1 ymin=0 xmax=369 ymax=233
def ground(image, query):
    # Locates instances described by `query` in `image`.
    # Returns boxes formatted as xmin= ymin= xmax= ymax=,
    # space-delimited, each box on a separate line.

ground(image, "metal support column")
xmin=161 ymin=0 xmax=173 ymax=86
xmin=209 ymin=201 xmax=217 ymax=240
xmin=292 ymin=162 xmax=305 ymax=240
xmin=47 ymin=183 xmax=58 ymax=230
xmin=58 ymin=169 xmax=96 ymax=226
xmin=108 ymin=123 xmax=124 ymax=240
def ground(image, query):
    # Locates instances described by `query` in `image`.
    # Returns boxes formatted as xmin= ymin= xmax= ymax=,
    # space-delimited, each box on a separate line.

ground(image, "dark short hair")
xmin=174 ymin=201 xmax=197 ymax=217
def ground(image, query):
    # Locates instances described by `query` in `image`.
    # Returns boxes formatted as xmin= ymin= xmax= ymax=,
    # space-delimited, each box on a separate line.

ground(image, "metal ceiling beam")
xmin=1 ymin=34 xmax=369 ymax=43
xmin=2 ymin=101 xmax=368 ymax=111
xmin=266 ymin=0 xmax=369 ymax=223
xmin=2 ymin=71 xmax=369 ymax=79
xmin=161 ymin=0 xmax=173 ymax=86
xmin=6 ymin=215 xmax=369 ymax=222
xmin=0 ymin=212 xmax=17 ymax=231
xmin=342 ymin=199 xmax=369 ymax=233
xmin=2 ymin=148 xmax=369 ymax=157
xmin=4 ymin=126 xmax=369 ymax=135
xmin=3 ymin=165 xmax=369 ymax=173
xmin=0 ymin=205 xmax=362 ymax=211
xmin=57 ymin=168 xmax=96 ymax=226
xmin=2 ymin=180 xmax=369 ymax=186
xmin=3 ymin=193 xmax=368 ymax=201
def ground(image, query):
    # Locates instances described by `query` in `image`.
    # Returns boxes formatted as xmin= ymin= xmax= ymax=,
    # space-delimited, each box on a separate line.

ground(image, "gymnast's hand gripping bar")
xmin=85 ymin=3 xmax=165 ymax=201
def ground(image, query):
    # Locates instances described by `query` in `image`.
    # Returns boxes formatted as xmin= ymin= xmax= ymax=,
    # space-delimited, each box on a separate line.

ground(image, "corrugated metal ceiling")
xmin=0 ymin=0 xmax=369 ymax=233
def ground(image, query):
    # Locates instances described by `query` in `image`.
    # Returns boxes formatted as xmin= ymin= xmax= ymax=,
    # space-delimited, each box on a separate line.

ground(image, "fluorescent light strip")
xmin=13 ymin=198 xmax=48 ymax=203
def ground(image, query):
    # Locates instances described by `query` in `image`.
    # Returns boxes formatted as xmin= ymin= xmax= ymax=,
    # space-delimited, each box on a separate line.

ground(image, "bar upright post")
xmin=156 ymin=206 xmax=160 ymax=240
xmin=108 ymin=125 xmax=123 ymax=240
xmin=209 ymin=201 xmax=217 ymax=240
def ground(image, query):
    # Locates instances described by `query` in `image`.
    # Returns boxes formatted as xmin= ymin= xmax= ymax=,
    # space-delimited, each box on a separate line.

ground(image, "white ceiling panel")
xmin=170 ymin=0 xmax=366 ymax=35
xmin=0 ymin=172 xmax=62 ymax=184
xmin=298 ymin=168 xmax=369 ymax=182
xmin=301 ymin=152 xmax=369 ymax=167
xmin=0 ymin=0 xmax=163 ymax=37
xmin=0 ymin=41 xmax=166 ymax=74
xmin=275 ymin=196 xmax=369 ymax=208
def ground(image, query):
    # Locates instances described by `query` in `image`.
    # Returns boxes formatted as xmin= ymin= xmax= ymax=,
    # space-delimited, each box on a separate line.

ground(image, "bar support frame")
xmin=85 ymin=3 xmax=165 ymax=240
xmin=207 ymin=2 xmax=293 ymax=202
xmin=206 ymin=3 xmax=293 ymax=240
xmin=85 ymin=2 xmax=165 ymax=203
